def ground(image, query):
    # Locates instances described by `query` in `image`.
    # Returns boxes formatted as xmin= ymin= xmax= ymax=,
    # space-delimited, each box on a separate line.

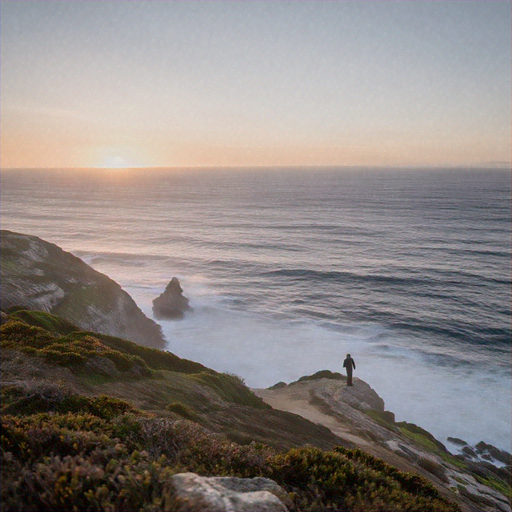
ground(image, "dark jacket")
xmin=343 ymin=357 xmax=356 ymax=372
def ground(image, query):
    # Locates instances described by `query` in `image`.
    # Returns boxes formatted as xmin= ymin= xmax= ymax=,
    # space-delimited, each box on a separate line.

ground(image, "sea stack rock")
xmin=152 ymin=277 xmax=192 ymax=320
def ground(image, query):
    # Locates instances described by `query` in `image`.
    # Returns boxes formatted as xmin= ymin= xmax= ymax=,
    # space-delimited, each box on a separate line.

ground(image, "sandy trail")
xmin=254 ymin=381 xmax=438 ymax=476
xmin=254 ymin=385 xmax=371 ymax=448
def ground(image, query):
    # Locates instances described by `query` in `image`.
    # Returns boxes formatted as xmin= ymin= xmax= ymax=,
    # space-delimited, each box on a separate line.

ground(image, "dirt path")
xmin=254 ymin=383 xmax=448 ymax=479
xmin=254 ymin=386 xmax=372 ymax=448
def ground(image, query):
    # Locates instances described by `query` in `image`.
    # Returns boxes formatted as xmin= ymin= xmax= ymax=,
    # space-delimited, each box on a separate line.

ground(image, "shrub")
xmin=1 ymin=316 xmax=151 ymax=376
xmin=8 ymin=310 xmax=78 ymax=336
xmin=1 ymin=410 xmax=461 ymax=512
xmin=1 ymin=384 xmax=141 ymax=419
xmin=1 ymin=321 xmax=55 ymax=349
xmin=165 ymin=402 xmax=201 ymax=422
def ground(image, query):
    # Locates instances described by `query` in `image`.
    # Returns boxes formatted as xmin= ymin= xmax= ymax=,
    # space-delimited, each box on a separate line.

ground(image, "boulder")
xmin=169 ymin=473 xmax=290 ymax=512
xmin=152 ymin=277 xmax=192 ymax=320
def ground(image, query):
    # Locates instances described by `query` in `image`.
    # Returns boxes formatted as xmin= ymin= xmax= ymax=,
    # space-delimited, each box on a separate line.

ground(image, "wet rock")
xmin=462 ymin=446 xmax=478 ymax=459
xmin=170 ymin=472 xmax=290 ymax=511
xmin=152 ymin=277 xmax=192 ymax=320
xmin=475 ymin=441 xmax=512 ymax=466
xmin=447 ymin=437 xmax=468 ymax=446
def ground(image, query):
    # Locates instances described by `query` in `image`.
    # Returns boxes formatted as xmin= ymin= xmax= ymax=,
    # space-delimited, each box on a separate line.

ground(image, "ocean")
xmin=1 ymin=167 xmax=510 ymax=452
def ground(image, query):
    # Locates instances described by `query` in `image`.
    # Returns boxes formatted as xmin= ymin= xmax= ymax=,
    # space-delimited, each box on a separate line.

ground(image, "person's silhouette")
xmin=343 ymin=353 xmax=356 ymax=386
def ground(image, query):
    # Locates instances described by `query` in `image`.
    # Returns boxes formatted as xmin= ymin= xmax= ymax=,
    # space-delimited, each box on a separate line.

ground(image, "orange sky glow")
xmin=1 ymin=2 xmax=510 ymax=169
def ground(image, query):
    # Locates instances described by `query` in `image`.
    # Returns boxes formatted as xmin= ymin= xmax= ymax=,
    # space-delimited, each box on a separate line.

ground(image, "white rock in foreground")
xmin=170 ymin=472 xmax=290 ymax=512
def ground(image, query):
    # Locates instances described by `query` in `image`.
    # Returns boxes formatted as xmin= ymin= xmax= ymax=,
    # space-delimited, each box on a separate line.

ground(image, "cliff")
xmin=0 ymin=230 xmax=165 ymax=348
xmin=1 ymin=309 xmax=462 ymax=512
xmin=0 ymin=233 xmax=509 ymax=511
xmin=255 ymin=373 xmax=511 ymax=512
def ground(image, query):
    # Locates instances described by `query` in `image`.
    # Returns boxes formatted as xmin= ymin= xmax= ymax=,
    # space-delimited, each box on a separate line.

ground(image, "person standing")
xmin=343 ymin=353 xmax=356 ymax=386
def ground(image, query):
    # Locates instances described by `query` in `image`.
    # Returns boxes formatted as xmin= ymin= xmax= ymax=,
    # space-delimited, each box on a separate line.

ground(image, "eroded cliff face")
xmin=0 ymin=230 xmax=165 ymax=348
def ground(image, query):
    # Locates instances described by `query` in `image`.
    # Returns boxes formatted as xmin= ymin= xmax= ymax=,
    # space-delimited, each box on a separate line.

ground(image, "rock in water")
xmin=152 ymin=277 xmax=192 ymax=320
xmin=170 ymin=473 xmax=290 ymax=512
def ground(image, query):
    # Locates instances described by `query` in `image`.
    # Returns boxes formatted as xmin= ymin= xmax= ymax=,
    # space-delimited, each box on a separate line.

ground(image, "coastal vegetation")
xmin=1 ymin=309 xmax=463 ymax=511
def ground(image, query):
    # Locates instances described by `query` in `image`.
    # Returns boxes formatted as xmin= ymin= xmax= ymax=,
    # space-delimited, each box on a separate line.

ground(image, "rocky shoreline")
xmin=254 ymin=374 xmax=511 ymax=512
xmin=1 ymin=230 xmax=510 ymax=512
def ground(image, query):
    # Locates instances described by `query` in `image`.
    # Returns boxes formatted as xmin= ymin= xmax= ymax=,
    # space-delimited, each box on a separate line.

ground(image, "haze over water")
xmin=1 ymin=167 xmax=510 ymax=452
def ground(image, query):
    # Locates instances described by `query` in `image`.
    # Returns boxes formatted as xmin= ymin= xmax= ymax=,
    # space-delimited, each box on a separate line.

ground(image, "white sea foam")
xmin=126 ymin=281 xmax=512 ymax=453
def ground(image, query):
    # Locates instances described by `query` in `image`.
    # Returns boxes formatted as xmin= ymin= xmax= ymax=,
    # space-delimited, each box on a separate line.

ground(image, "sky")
xmin=1 ymin=1 xmax=511 ymax=169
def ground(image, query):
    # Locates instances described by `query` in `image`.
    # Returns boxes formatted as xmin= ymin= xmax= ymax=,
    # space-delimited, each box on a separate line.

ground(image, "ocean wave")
xmin=259 ymin=268 xmax=440 ymax=287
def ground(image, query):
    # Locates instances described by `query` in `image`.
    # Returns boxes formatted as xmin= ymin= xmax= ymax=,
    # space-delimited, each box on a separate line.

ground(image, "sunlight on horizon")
xmin=1 ymin=2 xmax=510 ymax=169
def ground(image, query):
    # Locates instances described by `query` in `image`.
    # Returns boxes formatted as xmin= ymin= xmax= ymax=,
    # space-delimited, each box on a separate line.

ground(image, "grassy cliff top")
xmin=0 ymin=309 xmax=462 ymax=512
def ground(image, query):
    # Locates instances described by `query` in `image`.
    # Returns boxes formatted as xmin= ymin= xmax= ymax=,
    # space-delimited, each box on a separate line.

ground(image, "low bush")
xmin=2 ymin=384 xmax=141 ymax=419
xmin=0 ymin=311 xmax=463 ymax=511
xmin=8 ymin=310 xmax=79 ymax=336
xmin=165 ymin=402 xmax=201 ymax=422
xmin=1 ymin=317 xmax=150 ymax=376
xmin=1 ymin=311 xmax=207 ymax=377
xmin=0 ymin=408 xmax=461 ymax=512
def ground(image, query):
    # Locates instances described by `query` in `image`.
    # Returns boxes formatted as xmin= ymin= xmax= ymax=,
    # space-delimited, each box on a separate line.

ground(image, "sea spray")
xmin=126 ymin=281 xmax=512 ymax=453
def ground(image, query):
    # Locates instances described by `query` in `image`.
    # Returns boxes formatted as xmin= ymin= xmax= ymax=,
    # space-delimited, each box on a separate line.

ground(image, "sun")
xmin=89 ymin=145 xmax=151 ymax=169
xmin=102 ymin=155 xmax=130 ymax=169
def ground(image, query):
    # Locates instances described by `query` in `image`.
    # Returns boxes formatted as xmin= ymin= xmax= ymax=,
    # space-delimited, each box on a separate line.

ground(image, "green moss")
xmin=398 ymin=425 xmax=468 ymax=470
xmin=364 ymin=409 xmax=396 ymax=429
xmin=397 ymin=422 xmax=447 ymax=453
xmin=478 ymin=476 xmax=511 ymax=498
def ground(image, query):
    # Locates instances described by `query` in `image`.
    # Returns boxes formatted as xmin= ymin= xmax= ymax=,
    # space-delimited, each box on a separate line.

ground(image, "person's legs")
xmin=347 ymin=372 xmax=353 ymax=386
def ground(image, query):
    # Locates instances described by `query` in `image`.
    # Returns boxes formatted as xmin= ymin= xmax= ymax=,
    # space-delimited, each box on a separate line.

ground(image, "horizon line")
xmin=1 ymin=163 xmax=511 ymax=172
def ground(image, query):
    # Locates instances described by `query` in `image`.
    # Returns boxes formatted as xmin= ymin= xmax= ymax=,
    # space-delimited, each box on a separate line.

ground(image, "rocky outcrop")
xmin=449 ymin=438 xmax=512 ymax=466
xmin=0 ymin=230 xmax=165 ymax=348
xmin=255 ymin=372 xmax=512 ymax=512
xmin=152 ymin=277 xmax=191 ymax=320
xmin=170 ymin=473 xmax=290 ymax=512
